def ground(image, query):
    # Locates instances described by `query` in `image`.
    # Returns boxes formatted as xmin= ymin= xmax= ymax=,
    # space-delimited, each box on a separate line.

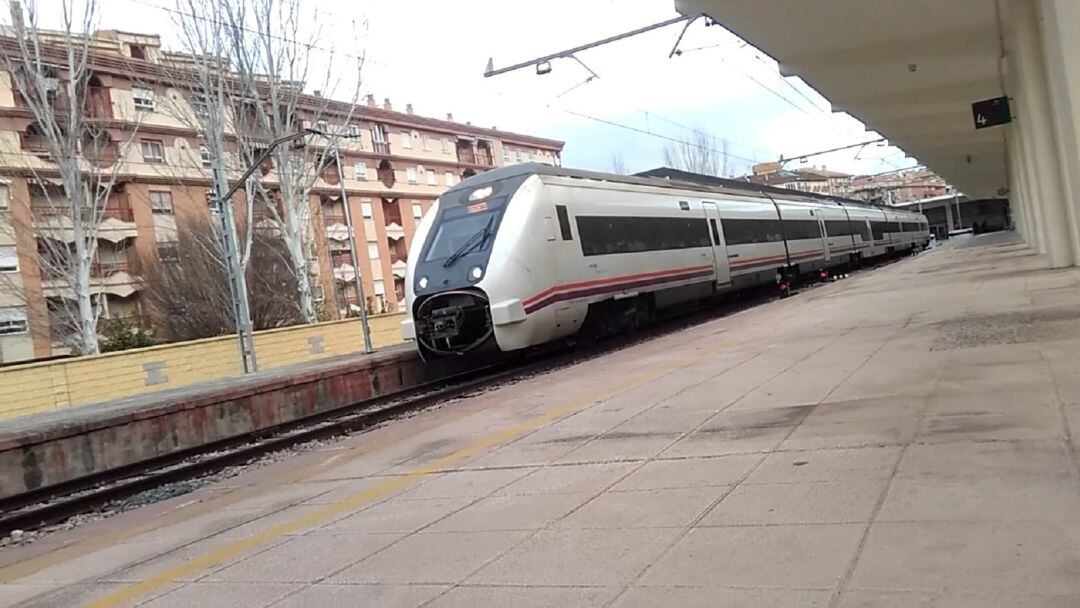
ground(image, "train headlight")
xmin=418 ymin=276 xmax=428 ymax=289
xmin=470 ymin=266 xmax=484 ymax=281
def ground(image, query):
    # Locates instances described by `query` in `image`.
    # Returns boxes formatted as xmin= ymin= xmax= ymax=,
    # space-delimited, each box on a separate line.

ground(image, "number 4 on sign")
xmin=976 ymin=114 xmax=988 ymax=127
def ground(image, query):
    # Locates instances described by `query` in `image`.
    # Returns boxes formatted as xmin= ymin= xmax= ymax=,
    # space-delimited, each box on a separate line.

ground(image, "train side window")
xmin=555 ymin=204 xmax=573 ymax=240
xmin=709 ymin=219 xmax=720 ymax=245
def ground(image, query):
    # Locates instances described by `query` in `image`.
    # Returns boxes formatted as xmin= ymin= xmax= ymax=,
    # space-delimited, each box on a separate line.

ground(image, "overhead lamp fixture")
xmin=536 ymin=61 xmax=552 ymax=75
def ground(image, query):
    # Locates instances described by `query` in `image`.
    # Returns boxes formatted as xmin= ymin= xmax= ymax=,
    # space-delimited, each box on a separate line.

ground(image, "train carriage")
xmin=402 ymin=164 xmax=930 ymax=359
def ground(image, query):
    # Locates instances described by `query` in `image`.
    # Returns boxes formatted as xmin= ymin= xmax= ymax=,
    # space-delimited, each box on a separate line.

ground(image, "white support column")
xmin=1012 ymin=111 xmax=1047 ymax=252
xmin=1010 ymin=0 xmax=1074 ymax=267
xmin=1037 ymin=0 xmax=1080 ymax=265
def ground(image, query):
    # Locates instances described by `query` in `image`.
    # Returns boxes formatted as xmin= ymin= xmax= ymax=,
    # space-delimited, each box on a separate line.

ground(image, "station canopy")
xmin=677 ymin=0 xmax=1008 ymax=198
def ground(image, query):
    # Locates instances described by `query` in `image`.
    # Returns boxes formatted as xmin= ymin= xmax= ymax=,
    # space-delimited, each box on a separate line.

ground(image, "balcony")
xmin=31 ymin=202 xmax=138 ymax=243
xmin=41 ymin=255 xmax=143 ymax=299
xmin=373 ymin=141 xmax=390 ymax=155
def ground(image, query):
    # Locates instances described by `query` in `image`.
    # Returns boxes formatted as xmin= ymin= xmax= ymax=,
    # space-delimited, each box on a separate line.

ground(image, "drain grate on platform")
xmin=932 ymin=307 xmax=1080 ymax=350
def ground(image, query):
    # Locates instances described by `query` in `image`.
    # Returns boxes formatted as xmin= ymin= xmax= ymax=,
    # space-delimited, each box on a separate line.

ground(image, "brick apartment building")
xmin=0 ymin=30 xmax=563 ymax=364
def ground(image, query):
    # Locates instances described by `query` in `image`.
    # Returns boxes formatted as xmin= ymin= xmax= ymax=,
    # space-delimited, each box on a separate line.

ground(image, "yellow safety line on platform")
xmin=86 ymin=349 xmax=711 ymax=608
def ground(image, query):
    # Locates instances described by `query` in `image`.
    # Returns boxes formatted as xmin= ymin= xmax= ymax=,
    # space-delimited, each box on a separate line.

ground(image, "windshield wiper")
xmin=443 ymin=215 xmax=494 ymax=268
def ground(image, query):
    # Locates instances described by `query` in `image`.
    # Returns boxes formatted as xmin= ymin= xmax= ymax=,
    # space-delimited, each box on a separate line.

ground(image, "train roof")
xmin=450 ymin=163 xmax=920 ymax=215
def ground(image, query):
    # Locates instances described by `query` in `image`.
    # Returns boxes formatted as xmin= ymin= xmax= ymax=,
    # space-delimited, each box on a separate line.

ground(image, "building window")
xmin=406 ymin=167 xmax=418 ymax=183
xmin=149 ymin=190 xmax=174 ymax=214
xmin=132 ymin=86 xmax=155 ymax=111
xmin=400 ymin=132 xmax=412 ymax=149
xmin=347 ymin=124 xmax=361 ymax=138
xmin=373 ymin=279 xmax=385 ymax=295
xmin=371 ymin=123 xmax=387 ymax=143
xmin=502 ymin=147 xmax=511 ymax=162
xmin=199 ymin=145 xmax=212 ymax=168
xmin=426 ymin=170 xmax=436 ymax=186
xmin=422 ymin=134 xmax=430 ymax=151
xmin=444 ymin=171 xmax=454 ymax=186
xmin=0 ymin=246 xmax=18 ymax=272
xmin=0 ymin=184 xmax=9 ymax=210
xmin=412 ymin=203 xmax=423 ymax=219
xmin=128 ymin=44 xmax=147 ymax=59
xmin=157 ymin=241 xmax=180 ymax=264
xmin=315 ymin=119 xmax=328 ymax=133
xmin=140 ymin=139 xmax=165 ymax=163
xmin=367 ymin=241 xmax=380 ymax=260
xmin=0 ymin=307 xmax=28 ymax=336
xmin=354 ymin=162 xmax=368 ymax=180
xmin=441 ymin=137 xmax=450 ymax=153
xmin=361 ymin=201 xmax=373 ymax=218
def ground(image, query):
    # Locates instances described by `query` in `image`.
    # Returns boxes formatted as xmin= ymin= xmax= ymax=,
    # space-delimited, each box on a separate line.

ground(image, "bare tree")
xmin=662 ymin=127 xmax=731 ymax=178
xmin=0 ymin=0 xmax=141 ymax=355
xmin=216 ymin=0 xmax=363 ymax=325
xmin=609 ymin=153 xmax=628 ymax=175
xmin=140 ymin=210 xmax=302 ymax=341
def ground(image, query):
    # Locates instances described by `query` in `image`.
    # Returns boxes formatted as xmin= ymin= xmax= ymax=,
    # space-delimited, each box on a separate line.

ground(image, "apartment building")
xmin=0 ymin=30 xmax=563 ymax=364
xmin=743 ymin=162 xmax=853 ymax=197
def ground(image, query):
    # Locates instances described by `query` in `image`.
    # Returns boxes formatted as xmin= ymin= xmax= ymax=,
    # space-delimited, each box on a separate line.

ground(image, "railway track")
xmin=0 ymin=258 xmax=901 ymax=539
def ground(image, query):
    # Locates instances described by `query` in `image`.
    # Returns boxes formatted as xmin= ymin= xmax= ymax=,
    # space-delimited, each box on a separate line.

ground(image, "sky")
xmin=29 ymin=0 xmax=917 ymax=177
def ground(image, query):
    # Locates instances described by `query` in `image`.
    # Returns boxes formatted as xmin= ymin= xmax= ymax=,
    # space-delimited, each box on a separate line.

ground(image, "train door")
xmin=702 ymin=202 xmax=731 ymax=286
xmin=817 ymin=215 xmax=831 ymax=262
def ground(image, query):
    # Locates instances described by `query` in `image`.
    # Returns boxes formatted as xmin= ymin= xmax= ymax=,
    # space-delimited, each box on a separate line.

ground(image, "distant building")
xmin=741 ymin=162 xmax=853 ymax=197
xmin=0 ymin=29 xmax=563 ymax=363
xmin=849 ymin=167 xmax=951 ymax=205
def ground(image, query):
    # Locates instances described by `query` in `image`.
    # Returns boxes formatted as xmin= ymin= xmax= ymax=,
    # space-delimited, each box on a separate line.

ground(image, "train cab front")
xmin=405 ymin=173 xmax=527 ymax=359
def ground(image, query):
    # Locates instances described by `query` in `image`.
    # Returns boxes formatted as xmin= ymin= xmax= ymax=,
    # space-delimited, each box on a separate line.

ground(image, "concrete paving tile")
xmin=879 ymin=475 xmax=1080 ymax=522
xmin=746 ymin=446 xmax=902 ymax=483
xmin=555 ymin=487 xmax=725 ymax=529
xmin=426 ymin=492 xmax=593 ymax=533
xmin=925 ymin=389 xmax=1058 ymax=415
xmin=918 ymin=409 xmax=1066 ymax=443
xmin=397 ymin=467 xmax=536 ymax=500
xmin=493 ymin=462 xmax=636 ymax=496
xmin=0 ymin=583 xmax=57 ymax=607
xmin=427 ymin=584 xmax=619 ymax=607
xmin=14 ymin=582 xmax=179 ymax=608
xmin=17 ymin=540 xmax=178 ymax=584
xmin=211 ymin=482 xmax=342 ymax=512
xmin=801 ymin=396 xmax=925 ymax=423
xmin=639 ymin=525 xmax=864 ymax=589
xmin=847 ymin=521 xmax=1080 ymax=595
xmin=213 ymin=505 xmax=335 ymax=539
xmin=609 ymin=409 xmax=717 ymax=435
xmin=124 ymin=509 xmax=268 ymax=545
xmin=837 ymin=589 xmax=1080 ymax=608
xmin=467 ymin=528 xmax=679 ymax=586
xmin=102 ymin=538 xmax=279 ymax=584
xmin=201 ymin=533 xmax=402 ymax=583
xmin=700 ymin=480 xmax=887 ymax=525
xmin=704 ymin=404 xmax=815 ymax=430
xmin=614 ymin=586 xmax=832 ymax=607
xmin=553 ymin=433 xmax=683 ymax=464
xmin=780 ymin=416 xmax=919 ymax=450
xmin=297 ymin=477 xmax=411 ymax=505
xmin=141 ymin=582 xmax=302 ymax=607
xmin=327 ymin=531 xmax=530 ymax=585
xmin=897 ymin=440 xmax=1074 ymax=478
xmin=269 ymin=583 xmax=450 ymax=607
xmin=316 ymin=497 xmax=474 ymax=534
xmin=463 ymin=440 xmax=587 ymax=469
xmin=611 ymin=454 xmax=760 ymax=491
xmin=660 ymin=426 xmax=790 ymax=458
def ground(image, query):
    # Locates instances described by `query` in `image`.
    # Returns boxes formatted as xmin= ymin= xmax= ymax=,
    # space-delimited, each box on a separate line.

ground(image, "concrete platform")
xmin=4 ymin=232 xmax=1080 ymax=607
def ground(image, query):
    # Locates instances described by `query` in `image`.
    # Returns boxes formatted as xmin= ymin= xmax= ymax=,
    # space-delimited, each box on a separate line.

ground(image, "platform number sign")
xmin=972 ymin=96 xmax=1011 ymax=129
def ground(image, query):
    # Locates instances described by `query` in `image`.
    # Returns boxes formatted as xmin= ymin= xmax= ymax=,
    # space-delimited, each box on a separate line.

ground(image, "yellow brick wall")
xmin=0 ymin=314 xmax=405 ymax=421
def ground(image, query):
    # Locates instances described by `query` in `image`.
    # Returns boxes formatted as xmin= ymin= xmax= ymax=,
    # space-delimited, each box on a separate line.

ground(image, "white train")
xmin=401 ymin=164 xmax=929 ymax=358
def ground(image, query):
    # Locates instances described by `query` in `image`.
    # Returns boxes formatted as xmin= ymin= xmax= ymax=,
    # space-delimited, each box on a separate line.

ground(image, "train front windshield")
xmin=422 ymin=197 xmax=506 ymax=263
